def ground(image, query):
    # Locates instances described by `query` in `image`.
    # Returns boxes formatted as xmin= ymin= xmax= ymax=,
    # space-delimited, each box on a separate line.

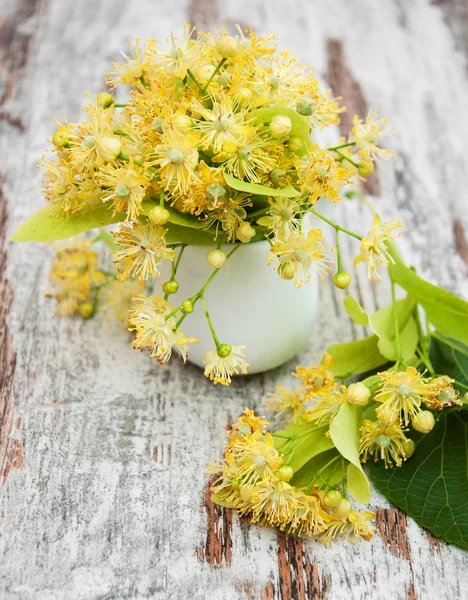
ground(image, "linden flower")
xmin=425 ymin=376 xmax=461 ymax=410
xmin=297 ymin=150 xmax=353 ymax=204
xmin=202 ymin=197 xmax=250 ymax=241
xmin=303 ymin=387 xmax=346 ymax=425
xmin=264 ymin=386 xmax=305 ymax=423
xmin=291 ymin=491 xmax=330 ymax=536
xmin=42 ymin=159 xmax=80 ymax=215
xmin=129 ymin=295 xmax=197 ymax=363
xmin=296 ymin=91 xmax=345 ymax=131
xmin=321 ymin=511 xmax=376 ymax=545
xmin=250 ymin=480 xmax=299 ymax=527
xmin=218 ymin=134 xmax=278 ymax=183
xmin=359 ymin=419 xmax=410 ymax=468
xmin=107 ymin=40 xmax=153 ymax=88
xmin=100 ymin=278 xmax=145 ymax=323
xmin=112 ymin=221 xmax=175 ymax=281
xmin=231 ymin=408 xmax=269 ymax=438
xmin=354 ymin=214 xmax=403 ymax=281
xmin=268 ymin=229 xmax=332 ymax=287
xmin=99 ymin=162 xmax=149 ymax=220
xmin=151 ymin=25 xmax=204 ymax=80
xmin=152 ymin=128 xmax=199 ymax=194
xmin=257 ymin=197 xmax=302 ymax=238
xmin=351 ymin=108 xmax=393 ymax=161
xmin=192 ymin=96 xmax=251 ymax=152
xmin=203 ymin=345 xmax=249 ymax=385
xmin=375 ymin=367 xmax=431 ymax=425
xmin=180 ymin=161 xmax=225 ymax=215
xmin=227 ymin=432 xmax=283 ymax=485
xmin=294 ymin=354 xmax=335 ymax=398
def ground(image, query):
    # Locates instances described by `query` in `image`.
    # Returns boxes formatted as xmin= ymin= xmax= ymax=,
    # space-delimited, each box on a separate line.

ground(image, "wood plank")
xmin=0 ymin=0 xmax=468 ymax=598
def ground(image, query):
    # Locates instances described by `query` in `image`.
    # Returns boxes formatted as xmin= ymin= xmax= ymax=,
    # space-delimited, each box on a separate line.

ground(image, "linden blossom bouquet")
xmin=13 ymin=25 xmax=398 ymax=385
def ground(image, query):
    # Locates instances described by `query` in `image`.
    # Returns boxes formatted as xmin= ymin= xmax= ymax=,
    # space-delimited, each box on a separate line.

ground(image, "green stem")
xmin=186 ymin=69 xmax=205 ymax=95
xmin=336 ymin=149 xmax=359 ymax=169
xmin=309 ymin=208 xmax=363 ymax=240
xmin=139 ymin=76 xmax=147 ymax=88
xmin=329 ymin=141 xmax=356 ymax=152
xmin=160 ymin=190 xmax=165 ymax=208
xmin=200 ymin=294 xmax=221 ymax=348
xmin=335 ymin=229 xmax=343 ymax=272
xmin=202 ymin=58 xmax=227 ymax=93
xmin=114 ymin=103 xmax=129 ymax=108
xmin=119 ymin=152 xmax=157 ymax=174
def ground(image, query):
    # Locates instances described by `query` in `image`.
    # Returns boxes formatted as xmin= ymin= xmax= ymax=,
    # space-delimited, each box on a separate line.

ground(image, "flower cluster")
xmin=38 ymin=25 xmax=399 ymax=384
xmin=209 ymin=409 xmax=376 ymax=544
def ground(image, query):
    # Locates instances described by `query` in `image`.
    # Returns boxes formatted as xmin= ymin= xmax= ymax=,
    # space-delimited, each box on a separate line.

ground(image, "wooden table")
xmin=1 ymin=1 xmax=468 ymax=598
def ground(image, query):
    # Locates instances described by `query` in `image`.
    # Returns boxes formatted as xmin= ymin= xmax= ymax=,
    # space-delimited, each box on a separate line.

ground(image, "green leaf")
xmin=290 ymin=448 xmax=344 ymax=489
xmin=429 ymin=333 xmax=468 ymax=394
xmin=343 ymin=296 xmax=369 ymax=326
xmin=164 ymin=223 xmax=218 ymax=246
xmin=388 ymin=243 xmax=468 ymax=346
xmin=327 ymin=335 xmax=388 ymax=379
xmin=273 ymin=422 xmax=335 ymax=473
xmin=329 ymin=403 xmax=371 ymax=503
xmin=143 ymin=203 xmax=206 ymax=229
xmin=370 ymin=410 xmax=468 ymax=549
xmin=223 ymin=172 xmax=300 ymax=197
xmin=250 ymin=105 xmax=313 ymax=154
xmin=369 ymin=296 xmax=418 ymax=361
xmin=11 ymin=203 xmax=126 ymax=242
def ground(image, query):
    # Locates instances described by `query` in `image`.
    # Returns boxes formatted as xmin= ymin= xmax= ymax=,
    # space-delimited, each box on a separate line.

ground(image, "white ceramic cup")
xmin=159 ymin=240 xmax=320 ymax=374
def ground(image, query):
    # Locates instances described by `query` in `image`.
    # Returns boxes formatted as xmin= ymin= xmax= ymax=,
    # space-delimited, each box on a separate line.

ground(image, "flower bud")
xmin=206 ymin=184 xmax=226 ymax=203
xmin=333 ymin=272 xmax=352 ymax=289
xmin=287 ymin=136 xmax=303 ymax=153
xmin=152 ymin=117 xmax=165 ymax=134
xmin=173 ymin=114 xmax=193 ymax=132
xmin=269 ymin=115 xmax=292 ymax=138
xmin=270 ymin=168 xmax=286 ymax=188
xmin=335 ymin=498 xmax=352 ymax=517
xmin=52 ymin=130 xmax=70 ymax=148
xmin=162 ymin=280 xmax=179 ymax=295
xmin=277 ymin=465 xmax=294 ymax=482
xmin=149 ymin=205 xmax=171 ymax=225
xmin=411 ymin=411 xmax=435 ymax=434
xmin=235 ymin=87 xmax=253 ymax=105
xmin=79 ymin=302 xmax=94 ymax=319
xmin=181 ymin=300 xmax=194 ymax=314
xmin=296 ymin=97 xmax=314 ymax=116
xmin=207 ymin=249 xmax=227 ymax=269
xmin=96 ymin=92 xmax=115 ymax=108
xmin=98 ymin=136 xmax=122 ymax=161
xmin=402 ymin=438 xmax=416 ymax=459
xmin=347 ymin=382 xmax=371 ymax=406
xmin=278 ymin=262 xmax=295 ymax=280
xmin=464 ymin=392 xmax=468 ymax=405
xmin=216 ymin=36 xmax=240 ymax=58
xmin=323 ymin=489 xmax=342 ymax=508
xmin=236 ymin=222 xmax=256 ymax=243
xmin=231 ymin=478 xmax=241 ymax=491
xmin=217 ymin=343 xmax=232 ymax=358
xmin=358 ymin=160 xmax=375 ymax=177
xmin=195 ymin=64 xmax=216 ymax=85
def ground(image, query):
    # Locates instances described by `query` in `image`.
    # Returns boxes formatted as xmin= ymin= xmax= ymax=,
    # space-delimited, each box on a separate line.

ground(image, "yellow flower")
xmin=351 ymin=108 xmax=393 ymax=161
xmin=257 ymin=196 xmax=302 ymax=238
xmin=293 ymin=354 xmax=335 ymax=398
xmin=250 ymin=480 xmax=299 ymax=527
xmin=264 ymin=386 xmax=305 ymax=423
xmin=231 ymin=408 xmax=269 ymax=439
xmin=129 ymin=294 xmax=197 ymax=363
xmin=297 ymin=150 xmax=353 ymax=204
xmin=151 ymin=25 xmax=205 ymax=80
xmin=107 ymin=40 xmax=153 ymax=87
xmin=303 ymin=387 xmax=346 ymax=425
xmin=112 ymin=221 xmax=175 ymax=280
xmin=99 ymin=162 xmax=149 ymax=220
xmin=47 ymin=237 xmax=104 ymax=316
xmin=320 ymin=510 xmax=375 ymax=545
xmin=152 ymin=128 xmax=199 ymax=194
xmin=41 ymin=159 xmax=80 ymax=215
xmin=192 ymin=95 xmax=251 ymax=152
xmin=203 ymin=345 xmax=249 ymax=385
xmin=268 ymin=229 xmax=332 ymax=287
xmin=179 ymin=161 xmax=225 ymax=215
xmin=202 ymin=196 xmax=250 ymax=242
xmin=297 ymin=91 xmax=345 ymax=131
xmin=227 ymin=432 xmax=283 ymax=485
xmin=290 ymin=491 xmax=330 ymax=536
xmin=217 ymin=133 xmax=278 ymax=183
xmin=425 ymin=376 xmax=461 ymax=410
xmin=100 ymin=278 xmax=145 ymax=323
xmin=375 ymin=367 xmax=431 ymax=425
xmin=353 ymin=214 xmax=403 ymax=281
xmin=359 ymin=419 xmax=410 ymax=468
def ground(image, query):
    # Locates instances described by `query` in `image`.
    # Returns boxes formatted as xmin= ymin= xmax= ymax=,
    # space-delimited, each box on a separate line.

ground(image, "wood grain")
xmin=1 ymin=0 xmax=468 ymax=599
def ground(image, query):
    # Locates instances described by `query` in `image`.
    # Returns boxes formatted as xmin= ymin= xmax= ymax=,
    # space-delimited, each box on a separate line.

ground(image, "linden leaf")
xmin=327 ymin=335 xmax=388 ymax=379
xmin=343 ymin=296 xmax=369 ymax=326
xmin=223 ymin=173 xmax=301 ymax=197
xmin=329 ymin=403 xmax=371 ymax=503
xmin=290 ymin=448 xmax=344 ymax=489
xmin=370 ymin=410 xmax=468 ymax=549
xmin=251 ymin=105 xmax=314 ymax=155
xmin=429 ymin=333 xmax=468 ymax=395
xmin=273 ymin=422 xmax=335 ymax=473
xmin=369 ymin=296 xmax=418 ymax=362
xmin=387 ymin=241 xmax=468 ymax=346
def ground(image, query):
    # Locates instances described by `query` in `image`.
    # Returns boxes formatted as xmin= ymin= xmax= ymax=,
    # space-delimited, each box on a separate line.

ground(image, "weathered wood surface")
xmin=1 ymin=0 xmax=468 ymax=598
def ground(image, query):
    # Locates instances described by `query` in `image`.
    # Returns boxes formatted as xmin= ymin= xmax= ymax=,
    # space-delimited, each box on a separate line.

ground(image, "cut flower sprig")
xmin=15 ymin=24 xmax=401 ymax=384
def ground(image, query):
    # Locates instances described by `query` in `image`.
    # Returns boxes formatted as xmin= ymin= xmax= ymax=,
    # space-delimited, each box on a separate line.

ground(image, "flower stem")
xmin=114 ymin=103 xmax=129 ymax=108
xmin=335 ymin=149 xmax=359 ymax=169
xmin=202 ymin=58 xmax=226 ymax=93
xmin=309 ymin=208 xmax=363 ymax=241
xmin=200 ymin=294 xmax=221 ymax=348
xmin=335 ymin=229 xmax=343 ymax=272
xmin=160 ymin=190 xmax=165 ymax=207
xmin=186 ymin=69 xmax=205 ymax=95
xmin=391 ymin=277 xmax=403 ymax=365
xmin=329 ymin=141 xmax=356 ymax=152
